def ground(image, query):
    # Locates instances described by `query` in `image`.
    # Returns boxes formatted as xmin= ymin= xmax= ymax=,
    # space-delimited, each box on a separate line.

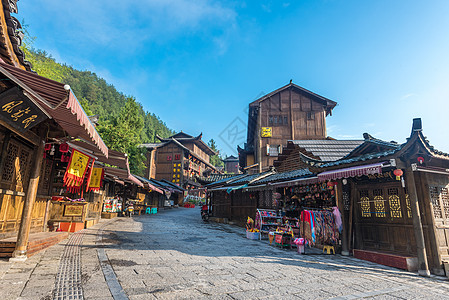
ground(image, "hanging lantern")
xmin=59 ymin=143 xmax=69 ymax=153
xmin=44 ymin=143 xmax=51 ymax=151
xmin=393 ymin=169 xmax=403 ymax=180
xmin=327 ymin=181 xmax=333 ymax=187
xmin=417 ymin=156 xmax=424 ymax=164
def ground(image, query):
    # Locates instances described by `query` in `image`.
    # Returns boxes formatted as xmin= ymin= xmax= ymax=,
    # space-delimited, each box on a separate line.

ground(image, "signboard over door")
xmin=0 ymin=87 xmax=48 ymax=132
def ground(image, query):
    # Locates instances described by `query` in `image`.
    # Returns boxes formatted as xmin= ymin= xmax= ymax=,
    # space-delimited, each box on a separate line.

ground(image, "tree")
xmin=208 ymin=139 xmax=224 ymax=168
xmin=98 ymin=97 xmax=146 ymax=175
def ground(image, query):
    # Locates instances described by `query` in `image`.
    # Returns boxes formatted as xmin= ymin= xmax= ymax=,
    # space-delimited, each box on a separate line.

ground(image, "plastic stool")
xmin=151 ymin=208 xmax=157 ymax=214
xmin=323 ymin=245 xmax=335 ymax=254
xmin=146 ymin=207 xmax=151 ymax=214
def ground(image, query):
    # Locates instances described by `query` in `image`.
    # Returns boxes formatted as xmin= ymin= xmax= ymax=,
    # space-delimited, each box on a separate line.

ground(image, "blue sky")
xmin=18 ymin=0 xmax=449 ymax=156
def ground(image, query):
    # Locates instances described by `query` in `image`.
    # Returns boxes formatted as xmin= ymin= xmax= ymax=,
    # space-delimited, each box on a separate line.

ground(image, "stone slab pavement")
xmin=0 ymin=207 xmax=448 ymax=299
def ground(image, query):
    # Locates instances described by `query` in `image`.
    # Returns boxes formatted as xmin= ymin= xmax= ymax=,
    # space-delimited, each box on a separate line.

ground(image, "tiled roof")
xmin=198 ymin=173 xmax=237 ymax=184
xmin=320 ymin=148 xmax=400 ymax=167
xmin=139 ymin=143 xmax=164 ymax=149
xmin=291 ymin=140 xmax=364 ymax=161
xmin=254 ymin=169 xmax=313 ymax=184
xmin=231 ymin=171 xmax=273 ymax=185
xmin=206 ymin=174 xmax=247 ymax=187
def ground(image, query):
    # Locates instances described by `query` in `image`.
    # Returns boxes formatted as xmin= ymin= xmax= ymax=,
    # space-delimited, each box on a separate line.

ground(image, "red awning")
xmin=318 ymin=162 xmax=385 ymax=181
xmin=0 ymin=62 xmax=108 ymax=157
xmin=103 ymin=166 xmax=143 ymax=188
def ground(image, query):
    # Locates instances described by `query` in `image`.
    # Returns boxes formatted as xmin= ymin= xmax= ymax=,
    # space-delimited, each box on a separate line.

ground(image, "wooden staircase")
xmin=0 ymin=232 xmax=68 ymax=258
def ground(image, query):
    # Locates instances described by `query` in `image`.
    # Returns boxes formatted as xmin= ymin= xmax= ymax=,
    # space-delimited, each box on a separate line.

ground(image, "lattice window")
xmin=387 ymin=188 xmax=402 ymax=218
xmin=343 ymin=191 xmax=350 ymax=211
xmin=374 ymin=195 xmax=386 ymax=217
xmin=360 ymin=190 xmax=371 ymax=217
xmin=429 ymin=186 xmax=443 ymax=219
xmin=38 ymin=158 xmax=52 ymax=195
xmin=405 ymin=194 xmax=412 ymax=218
xmin=2 ymin=142 xmax=19 ymax=182
xmin=16 ymin=148 xmax=31 ymax=188
xmin=373 ymin=189 xmax=383 ymax=197
xmin=441 ymin=187 xmax=449 ymax=220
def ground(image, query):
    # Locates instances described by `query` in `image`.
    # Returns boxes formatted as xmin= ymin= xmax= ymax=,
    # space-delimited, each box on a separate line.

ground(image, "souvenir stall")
xmin=47 ymin=144 xmax=105 ymax=232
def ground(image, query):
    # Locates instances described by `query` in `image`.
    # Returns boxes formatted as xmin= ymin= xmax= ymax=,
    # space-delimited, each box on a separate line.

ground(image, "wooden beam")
xmin=0 ymin=119 xmax=41 ymax=145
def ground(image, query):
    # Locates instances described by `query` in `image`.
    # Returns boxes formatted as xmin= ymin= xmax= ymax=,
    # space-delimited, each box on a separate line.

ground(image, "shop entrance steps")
xmin=353 ymin=249 xmax=418 ymax=272
xmin=0 ymin=231 xmax=68 ymax=258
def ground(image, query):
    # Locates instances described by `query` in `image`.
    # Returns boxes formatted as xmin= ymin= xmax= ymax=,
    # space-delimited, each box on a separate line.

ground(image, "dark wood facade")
xmin=239 ymin=82 xmax=337 ymax=173
xmin=142 ymin=132 xmax=217 ymax=189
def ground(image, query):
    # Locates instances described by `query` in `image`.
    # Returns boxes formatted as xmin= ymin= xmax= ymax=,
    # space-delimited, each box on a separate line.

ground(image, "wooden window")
xmin=441 ymin=187 xmax=449 ymax=219
xmin=2 ymin=142 xmax=19 ymax=182
xmin=405 ymin=194 xmax=412 ymax=218
xmin=278 ymin=115 xmax=283 ymax=125
xmin=307 ymin=112 xmax=314 ymax=120
xmin=284 ymin=116 xmax=288 ymax=125
xmin=429 ymin=186 xmax=443 ymax=219
xmin=273 ymin=116 xmax=278 ymax=125
xmin=373 ymin=189 xmax=385 ymax=218
xmin=1 ymin=140 xmax=32 ymax=191
xmin=359 ymin=189 xmax=370 ymax=217
xmin=38 ymin=158 xmax=53 ymax=195
xmin=269 ymin=116 xmax=273 ymax=125
xmin=388 ymin=188 xmax=402 ymax=218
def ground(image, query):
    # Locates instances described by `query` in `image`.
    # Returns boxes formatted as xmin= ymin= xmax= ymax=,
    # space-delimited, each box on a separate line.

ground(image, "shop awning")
xmin=0 ymin=62 xmax=108 ymax=157
xmin=317 ymin=162 xmax=386 ymax=181
xmin=133 ymin=175 xmax=164 ymax=194
xmin=268 ymin=176 xmax=319 ymax=187
xmin=226 ymin=184 xmax=248 ymax=194
xmin=103 ymin=166 xmax=143 ymax=187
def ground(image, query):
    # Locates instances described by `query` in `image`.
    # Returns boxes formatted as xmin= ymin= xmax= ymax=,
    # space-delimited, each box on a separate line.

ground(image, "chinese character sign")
xmin=87 ymin=167 xmax=104 ymax=192
xmin=63 ymin=149 xmax=93 ymax=193
xmin=0 ymin=87 xmax=47 ymax=132
xmin=261 ymin=127 xmax=272 ymax=138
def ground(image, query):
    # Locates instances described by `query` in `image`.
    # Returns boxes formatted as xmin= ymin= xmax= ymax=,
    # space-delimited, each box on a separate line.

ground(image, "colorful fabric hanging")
xmin=63 ymin=149 xmax=93 ymax=193
xmin=87 ymin=167 xmax=104 ymax=192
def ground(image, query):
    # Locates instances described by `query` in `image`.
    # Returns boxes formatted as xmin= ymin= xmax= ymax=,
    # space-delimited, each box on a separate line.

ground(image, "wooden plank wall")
xmin=257 ymin=88 xmax=328 ymax=171
xmin=0 ymin=194 xmax=48 ymax=239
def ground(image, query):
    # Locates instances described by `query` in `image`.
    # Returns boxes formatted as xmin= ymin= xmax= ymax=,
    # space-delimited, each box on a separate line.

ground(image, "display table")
xmin=48 ymin=201 xmax=88 ymax=232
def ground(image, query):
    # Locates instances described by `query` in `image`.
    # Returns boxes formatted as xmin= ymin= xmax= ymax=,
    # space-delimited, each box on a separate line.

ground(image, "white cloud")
xmin=400 ymin=93 xmax=416 ymax=101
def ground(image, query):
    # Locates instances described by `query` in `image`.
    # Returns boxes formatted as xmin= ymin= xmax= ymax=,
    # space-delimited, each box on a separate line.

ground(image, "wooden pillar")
xmin=404 ymin=166 xmax=430 ymax=277
xmin=11 ymin=133 xmax=46 ymax=261
xmin=257 ymin=104 xmax=262 ymax=173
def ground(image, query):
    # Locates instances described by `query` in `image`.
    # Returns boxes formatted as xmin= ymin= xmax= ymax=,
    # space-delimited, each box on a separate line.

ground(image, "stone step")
xmin=353 ymin=249 xmax=418 ymax=272
xmin=0 ymin=232 xmax=68 ymax=258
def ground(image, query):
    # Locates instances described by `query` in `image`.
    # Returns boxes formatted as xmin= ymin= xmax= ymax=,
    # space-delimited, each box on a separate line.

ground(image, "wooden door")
xmin=354 ymin=182 xmax=416 ymax=255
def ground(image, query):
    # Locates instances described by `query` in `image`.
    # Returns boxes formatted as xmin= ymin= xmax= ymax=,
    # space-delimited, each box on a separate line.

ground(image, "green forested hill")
xmin=21 ymin=46 xmax=175 ymax=175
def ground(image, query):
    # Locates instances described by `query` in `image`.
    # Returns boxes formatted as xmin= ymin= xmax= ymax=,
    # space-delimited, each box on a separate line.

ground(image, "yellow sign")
xmin=68 ymin=150 xmax=90 ymax=178
xmin=137 ymin=193 xmax=146 ymax=202
xmin=261 ymin=127 xmax=272 ymax=137
xmin=63 ymin=205 xmax=84 ymax=217
xmin=88 ymin=167 xmax=103 ymax=190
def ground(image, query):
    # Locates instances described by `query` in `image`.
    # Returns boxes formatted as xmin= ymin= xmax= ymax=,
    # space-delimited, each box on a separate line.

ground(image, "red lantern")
xmin=393 ymin=169 xmax=403 ymax=180
xmin=59 ymin=143 xmax=69 ymax=153
xmin=44 ymin=143 xmax=51 ymax=151
xmin=417 ymin=156 xmax=424 ymax=164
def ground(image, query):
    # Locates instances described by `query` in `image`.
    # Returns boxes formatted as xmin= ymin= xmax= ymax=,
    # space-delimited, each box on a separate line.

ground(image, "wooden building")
xmin=223 ymin=155 xmax=240 ymax=174
xmin=238 ymin=81 xmax=337 ymax=173
xmin=140 ymin=132 xmax=217 ymax=190
xmin=0 ymin=1 xmax=111 ymax=259
xmin=273 ymin=118 xmax=449 ymax=276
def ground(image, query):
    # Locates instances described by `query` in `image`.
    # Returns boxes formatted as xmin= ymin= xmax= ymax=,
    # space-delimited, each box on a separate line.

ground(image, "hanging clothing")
xmin=332 ymin=206 xmax=343 ymax=233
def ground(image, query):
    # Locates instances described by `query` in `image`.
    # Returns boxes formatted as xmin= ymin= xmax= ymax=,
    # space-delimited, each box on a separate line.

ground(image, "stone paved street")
xmin=1 ymin=207 xmax=448 ymax=300
xmin=99 ymin=208 xmax=449 ymax=300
